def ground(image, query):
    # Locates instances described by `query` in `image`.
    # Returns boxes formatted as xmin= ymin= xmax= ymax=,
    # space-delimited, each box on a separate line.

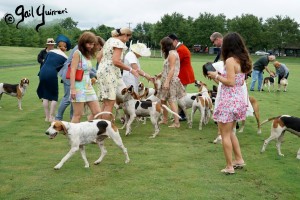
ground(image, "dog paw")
xmin=84 ymin=164 xmax=90 ymax=168
xmin=279 ymin=153 xmax=285 ymax=157
xmin=54 ymin=165 xmax=61 ymax=170
xmin=149 ymin=135 xmax=156 ymax=139
xmin=125 ymin=159 xmax=130 ymax=164
xmin=94 ymin=160 xmax=102 ymax=165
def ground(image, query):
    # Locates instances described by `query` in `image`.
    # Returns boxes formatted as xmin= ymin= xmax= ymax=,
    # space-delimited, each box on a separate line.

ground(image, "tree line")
xmin=1 ymin=12 xmax=299 ymax=53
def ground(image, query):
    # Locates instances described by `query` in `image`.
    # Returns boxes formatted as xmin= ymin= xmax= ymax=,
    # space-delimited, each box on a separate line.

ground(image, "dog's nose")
xmin=45 ymin=132 xmax=49 ymax=135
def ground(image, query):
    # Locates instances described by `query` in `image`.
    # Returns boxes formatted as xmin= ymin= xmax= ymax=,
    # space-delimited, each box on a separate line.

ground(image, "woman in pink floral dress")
xmin=208 ymin=32 xmax=252 ymax=174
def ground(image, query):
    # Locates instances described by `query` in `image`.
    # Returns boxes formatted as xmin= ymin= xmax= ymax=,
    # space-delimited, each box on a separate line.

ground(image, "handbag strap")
xmin=78 ymin=50 xmax=83 ymax=70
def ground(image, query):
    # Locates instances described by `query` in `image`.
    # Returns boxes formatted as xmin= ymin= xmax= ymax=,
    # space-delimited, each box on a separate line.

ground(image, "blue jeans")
xmin=250 ymin=70 xmax=263 ymax=91
xmin=55 ymin=83 xmax=73 ymax=120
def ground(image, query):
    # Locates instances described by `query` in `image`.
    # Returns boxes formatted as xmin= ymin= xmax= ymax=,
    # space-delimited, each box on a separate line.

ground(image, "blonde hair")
xmin=111 ymin=27 xmax=132 ymax=37
xmin=273 ymin=61 xmax=280 ymax=67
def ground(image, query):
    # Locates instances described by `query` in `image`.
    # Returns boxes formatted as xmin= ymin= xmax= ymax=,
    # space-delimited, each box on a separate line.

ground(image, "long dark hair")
xmin=160 ymin=37 xmax=175 ymax=59
xmin=78 ymin=31 xmax=97 ymax=59
xmin=221 ymin=32 xmax=252 ymax=74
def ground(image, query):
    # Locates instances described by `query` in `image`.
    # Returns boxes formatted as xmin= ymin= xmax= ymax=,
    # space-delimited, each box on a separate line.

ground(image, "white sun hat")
xmin=46 ymin=38 xmax=56 ymax=45
xmin=130 ymin=43 xmax=151 ymax=57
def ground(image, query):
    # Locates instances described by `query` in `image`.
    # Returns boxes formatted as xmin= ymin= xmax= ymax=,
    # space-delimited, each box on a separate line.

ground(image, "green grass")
xmin=0 ymin=46 xmax=300 ymax=200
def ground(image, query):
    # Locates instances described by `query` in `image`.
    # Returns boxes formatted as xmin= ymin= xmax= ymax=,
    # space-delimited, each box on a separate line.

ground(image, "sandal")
xmin=168 ymin=123 xmax=180 ymax=128
xmin=220 ymin=168 xmax=235 ymax=175
xmin=233 ymin=163 xmax=246 ymax=169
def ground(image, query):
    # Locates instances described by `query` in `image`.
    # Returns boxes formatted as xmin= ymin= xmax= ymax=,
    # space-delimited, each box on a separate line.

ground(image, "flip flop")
xmin=233 ymin=163 xmax=246 ymax=169
xmin=220 ymin=168 xmax=235 ymax=175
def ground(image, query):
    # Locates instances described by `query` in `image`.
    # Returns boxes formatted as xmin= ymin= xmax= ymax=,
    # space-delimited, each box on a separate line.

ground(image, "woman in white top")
xmin=123 ymin=43 xmax=152 ymax=92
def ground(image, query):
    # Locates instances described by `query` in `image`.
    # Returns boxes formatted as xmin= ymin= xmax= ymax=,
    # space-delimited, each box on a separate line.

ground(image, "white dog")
xmin=45 ymin=113 xmax=130 ymax=169
xmin=190 ymin=81 xmax=213 ymax=130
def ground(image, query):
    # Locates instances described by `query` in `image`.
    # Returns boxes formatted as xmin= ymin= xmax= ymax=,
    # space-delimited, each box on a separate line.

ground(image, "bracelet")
xmin=215 ymin=74 xmax=219 ymax=80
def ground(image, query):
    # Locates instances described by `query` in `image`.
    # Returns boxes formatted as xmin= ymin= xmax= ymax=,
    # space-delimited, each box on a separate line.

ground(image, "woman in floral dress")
xmin=208 ymin=32 xmax=252 ymax=174
xmin=96 ymin=27 xmax=139 ymax=120
xmin=70 ymin=31 xmax=101 ymax=123
xmin=157 ymin=37 xmax=185 ymax=128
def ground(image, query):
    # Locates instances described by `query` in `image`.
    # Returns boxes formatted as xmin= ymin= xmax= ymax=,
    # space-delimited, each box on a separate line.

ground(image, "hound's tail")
xmin=94 ymin=112 xmax=115 ymax=122
xmin=260 ymin=116 xmax=280 ymax=126
xmin=161 ymin=104 xmax=182 ymax=119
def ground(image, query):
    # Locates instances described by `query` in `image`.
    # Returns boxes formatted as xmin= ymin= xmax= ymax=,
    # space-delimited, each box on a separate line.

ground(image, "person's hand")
xmin=207 ymin=71 xmax=218 ymax=79
xmin=70 ymin=88 xmax=76 ymax=100
xmin=148 ymin=76 xmax=155 ymax=83
xmin=91 ymin=77 xmax=97 ymax=85
xmin=270 ymin=72 xmax=275 ymax=77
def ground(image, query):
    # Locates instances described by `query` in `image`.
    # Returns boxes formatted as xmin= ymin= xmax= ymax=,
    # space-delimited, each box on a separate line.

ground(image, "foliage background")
xmin=1 ymin=12 xmax=300 ymax=52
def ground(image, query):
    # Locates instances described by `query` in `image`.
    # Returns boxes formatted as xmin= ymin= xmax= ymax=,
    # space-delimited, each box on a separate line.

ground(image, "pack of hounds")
xmin=1 ymin=78 xmax=298 ymax=170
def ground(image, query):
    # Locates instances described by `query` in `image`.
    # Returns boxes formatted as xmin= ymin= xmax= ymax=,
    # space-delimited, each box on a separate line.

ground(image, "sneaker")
xmin=250 ymin=89 xmax=254 ymax=91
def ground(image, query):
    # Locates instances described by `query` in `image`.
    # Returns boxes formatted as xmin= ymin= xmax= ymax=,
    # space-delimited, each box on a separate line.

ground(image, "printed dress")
xmin=157 ymin=50 xmax=185 ymax=102
xmin=213 ymin=72 xmax=247 ymax=123
xmin=71 ymin=50 xmax=98 ymax=102
xmin=97 ymin=37 xmax=127 ymax=101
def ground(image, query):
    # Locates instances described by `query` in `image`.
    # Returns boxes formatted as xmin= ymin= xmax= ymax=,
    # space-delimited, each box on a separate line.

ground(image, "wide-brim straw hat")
xmin=130 ymin=43 xmax=151 ymax=57
xmin=46 ymin=38 xmax=56 ymax=45
xmin=55 ymin=34 xmax=71 ymax=51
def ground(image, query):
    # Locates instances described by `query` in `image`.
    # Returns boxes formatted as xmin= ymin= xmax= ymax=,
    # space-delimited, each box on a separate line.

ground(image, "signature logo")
xmin=3 ymin=4 xmax=68 ymax=32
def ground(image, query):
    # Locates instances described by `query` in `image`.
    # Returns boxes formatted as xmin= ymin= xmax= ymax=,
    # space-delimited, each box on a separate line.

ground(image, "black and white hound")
xmin=121 ymin=85 xmax=181 ymax=138
xmin=45 ymin=112 xmax=130 ymax=169
xmin=0 ymin=78 xmax=29 ymax=110
xmin=260 ymin=115 xmax=300 ymax=159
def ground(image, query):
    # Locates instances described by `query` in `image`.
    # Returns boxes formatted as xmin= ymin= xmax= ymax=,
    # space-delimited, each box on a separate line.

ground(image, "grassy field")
xmin=0 ymin=46 xmax=299 ymax=200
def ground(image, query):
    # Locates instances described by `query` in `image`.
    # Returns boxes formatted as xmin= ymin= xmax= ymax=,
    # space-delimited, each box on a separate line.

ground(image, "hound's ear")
xmin=121 ymin=88 xmax=127 ymax=95
xmin=57 ymin=121 xmax=68 ymax=134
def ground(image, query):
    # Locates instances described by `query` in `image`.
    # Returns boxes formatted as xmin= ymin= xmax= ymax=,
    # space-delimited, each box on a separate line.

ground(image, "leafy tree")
xmin=0 ymin=19 xmax=12 ymax=46
xmin=264 ymin=15 xmax=300 ymax=53
xmin=59 ymin=17 xmax=78 ymax=30
xmin=94 ymin=24 xmax=114 ymax=40
xmin=227 ymin=14 xmax=263 ymax=52
xmin=192 ymin=13 xmax=227 ymax=47
xmin=132 ymin=22 xmax=154 ymax=47
xmin=152 ymin=12 xmax=192 ymax=47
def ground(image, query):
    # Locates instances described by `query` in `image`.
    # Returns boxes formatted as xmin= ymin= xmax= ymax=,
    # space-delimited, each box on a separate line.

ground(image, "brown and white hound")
xmin=260 ymin=115 xmax=300 ymax=159
xmin=191 ymin=81 xmax=213 ymax=130
xmin=45 ymin=112 xmax=130 ymax=170
xmin=0 ymin=78 xmax=29 ymax=110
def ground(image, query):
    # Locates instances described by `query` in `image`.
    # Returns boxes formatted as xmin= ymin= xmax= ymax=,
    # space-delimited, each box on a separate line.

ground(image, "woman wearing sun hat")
xmin=37 ymin=34 xmax=71 ymax=122
xmin=37 ymin=38 xmax=56 ymax=69
xmin=123 ymin=42 xmax=153 ymax=92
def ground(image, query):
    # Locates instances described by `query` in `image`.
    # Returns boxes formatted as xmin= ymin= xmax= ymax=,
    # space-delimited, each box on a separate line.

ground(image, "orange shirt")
xmin=176 ymin=44 xmax=195 ymax=85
